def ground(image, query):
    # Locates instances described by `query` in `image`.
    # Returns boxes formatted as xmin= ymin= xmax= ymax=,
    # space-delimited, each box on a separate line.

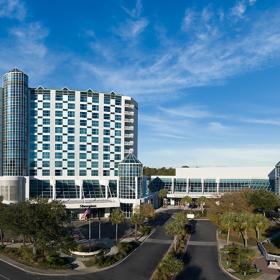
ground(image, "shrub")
xmin=139 ymin=225 xmax=152 ymax=236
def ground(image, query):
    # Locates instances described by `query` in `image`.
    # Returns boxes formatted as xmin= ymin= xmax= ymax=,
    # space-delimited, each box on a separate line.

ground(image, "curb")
xmin=0 ymin=228 xmax=157 ymax=277
xmin=216 ymin=230 xmax=240 ymax=280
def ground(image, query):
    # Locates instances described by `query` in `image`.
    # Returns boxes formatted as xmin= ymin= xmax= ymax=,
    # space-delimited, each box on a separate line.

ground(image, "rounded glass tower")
xmin=2 ymin=69 xmax=28 ymax=176
xmin=118 ymin=153 xmax=143 ymax=199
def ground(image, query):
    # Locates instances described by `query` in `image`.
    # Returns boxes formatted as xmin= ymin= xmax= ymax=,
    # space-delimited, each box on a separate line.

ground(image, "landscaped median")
xmin=151 ymin=212 xmax=189 ymax=280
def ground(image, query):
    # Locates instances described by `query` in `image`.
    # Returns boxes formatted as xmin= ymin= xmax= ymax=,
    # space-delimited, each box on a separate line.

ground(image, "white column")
xmin=202 ymin=179 xmax=204 ymax=194
xmin=135 ymin=177 xmax=138 ymax=199
xmin=51 ymin=178 xmax=56 ymax=200
xmin=116 ymin=179 xmax=119 ymax=198
xmin=171 ymin=178 xmax=174 ymax=193
xmin=217 ymin=179 xmax=219 ymax=194
xmin=78 ymin=179 xmax=83 ymax=199
xmin=186 ymin=178 xmax=189 ymax=194
xmin=105 ymin=183 xmax=108 ymax=199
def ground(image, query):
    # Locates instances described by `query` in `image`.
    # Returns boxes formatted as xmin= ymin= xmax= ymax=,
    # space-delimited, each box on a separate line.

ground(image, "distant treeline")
xmin=143 ymin=166 xmax=175 ymax=176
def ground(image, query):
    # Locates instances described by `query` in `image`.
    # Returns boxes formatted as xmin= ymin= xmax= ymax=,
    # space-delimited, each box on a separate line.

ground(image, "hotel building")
xmin=0 ymin=68 xmax=154 ymax=217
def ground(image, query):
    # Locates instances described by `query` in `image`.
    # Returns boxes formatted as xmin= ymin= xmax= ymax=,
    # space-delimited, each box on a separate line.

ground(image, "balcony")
xmin=125 ymin=134 xmax=134 ymax=138
xmin=125 ymin=141 xmax=134 ymax=145
xmin=125 ymin=111 xmax=134 ymax=116
xmin=125 ymin=126 xmax=134 ymax=130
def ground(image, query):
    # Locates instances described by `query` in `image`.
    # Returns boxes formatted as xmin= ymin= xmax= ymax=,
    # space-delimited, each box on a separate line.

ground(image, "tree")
xmin=6 ymin=199 xmax=75 ymax=257
xmin=248 ymin=190 xmax=280 ymax=216
xmin=181 ymin=196 xmax=192 ymax=207
xmin=165 ymin=212 xmax=188 ymax=252
xmin=131 ymin=210 xmax=144 ymax=239
xmin=251 ymin=214 xmax=270 ymax=240
xmin=157 ymin=253 xmax=184 ymax=280
xmin=220 ymin=212 xmax=237 ymax=245
xmin=140 ymin=203 xmax=155 ymax=220
xmin=110 ymin=208 xmax=125 ymax=243
xmin=197 ymin=196 xmax=207 ymax=212
xmin=235 ymin=212 xmax=252 ymax=247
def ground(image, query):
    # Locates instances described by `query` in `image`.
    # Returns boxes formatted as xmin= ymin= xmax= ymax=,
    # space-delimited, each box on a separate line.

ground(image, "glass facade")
xmin=119 ymin=153 xmax=143 ymax=199
xmin=2 ymin=69 xmax=28 ymax=176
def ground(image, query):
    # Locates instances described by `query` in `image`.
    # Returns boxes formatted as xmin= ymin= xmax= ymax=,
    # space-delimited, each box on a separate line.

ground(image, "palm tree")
xmin=158 ymin=253 xmax=184 ymax=280
xmin=235 ymin=212 xmax=252 ymax=247
xmin=197 ymin=196 xmax=207 ymax=212
xmin=131 ymin=212 xmax=144 ymax=239
xmin=220 ymin=212 xmax=237 ymax=245
xmin=165 ymin=212 xmax=188 ymax=252
xmin=110 ymin=208 xmax=125 ymax=243
xmin=251 ymin=213 xmax=270 ymax=240
xmin=181 ymin=196 xmax=192 ymax=208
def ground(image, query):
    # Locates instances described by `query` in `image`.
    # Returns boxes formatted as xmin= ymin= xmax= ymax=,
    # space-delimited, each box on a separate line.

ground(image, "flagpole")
xmin=88 ymin=217 xmax=91 ymax=252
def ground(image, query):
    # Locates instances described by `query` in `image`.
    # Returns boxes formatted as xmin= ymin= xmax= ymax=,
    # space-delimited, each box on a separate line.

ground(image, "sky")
xmin=1 ymin=0 xmax=280 ymax=167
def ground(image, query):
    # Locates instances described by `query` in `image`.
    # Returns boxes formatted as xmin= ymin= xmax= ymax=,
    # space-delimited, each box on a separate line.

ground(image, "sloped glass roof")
xmin=120 ymin=153 xmax=142 ymax=164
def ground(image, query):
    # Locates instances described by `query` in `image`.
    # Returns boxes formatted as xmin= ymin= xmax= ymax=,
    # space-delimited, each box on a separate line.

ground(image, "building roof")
xmin=8 ymin=68 xmax=24 ymax=73
xmin=120 ymin=153 xmax=142 ymax=164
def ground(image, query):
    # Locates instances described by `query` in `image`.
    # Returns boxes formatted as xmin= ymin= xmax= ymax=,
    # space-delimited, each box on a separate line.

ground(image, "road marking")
xmin=0 ymin=273 xmax=10 ymax=280
xmin=145 ymin=239 xmax=173 ymax=244
xmin=188 ymin=241 xmax=217 ymax=246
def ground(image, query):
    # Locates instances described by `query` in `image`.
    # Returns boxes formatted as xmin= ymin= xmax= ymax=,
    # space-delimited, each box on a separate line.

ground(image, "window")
xmin=93 ymin=95 xmax=99 ymax=103
xmin=115 ymin=138 xmax=121 ymax=144
xmin=92 ymin=170 xmax=98 ymax=176
xmin=80 ymin=104 xmax=87 ymax=110
xmin=80 ymin=161 xmax=86 ymax=168
xmin=80 ymin=95 xmax=87 ymax=102
xmin=104 ymin=95 xmax=110 ymax=104
xmin=43 ymin=119 xmax=50 ymax=125
xmin=92 ymin=105 xmax=99 ymax=111
xmin=68 ymin=136 xmax=75 ymax=142
xmin=92 ymin=153 xmax=98 ymax=160
xmin=68 ymin=161 xmax=75 ymax=167
xmin=67 ymin=170 xmax=75 ymax=176
xmin=104 ymin=129 xmax=110 ymax=136
xmin=55 ymin=127 xmax=63 ymax=133
xmin=103 ymin=162 xmax=110 ymax=168
xmin=55 ymin=135 xmax=62 ymax=142
xmin=80 ymin=145 xmax=86 ymax=151
xmin=115 ymin=130 xmax=121 ymax=136
xmin=43 ymin=144 xmax=50 ymax=150
xmin=56 ymin=103 xmax=63 ymax=109
xmin=90 ymin=161 xmax=98 ymax=168
xmin=104 ymin=122 xmax=110 ymax=127
xmin=55 ymin=119 xmax=62 ymax=125
xmin=103 ymin=154 xmax=110 ymax=160
xmin=115 ymin=115 xmax=121 ymax=121
xmin=92 ymin=145 xmax=98 ymax=151
xmin=43 ymin=94 xmax=50 ymax=101
xmin=43 ymin=102 xmax=50 ymax=109
xmin=115 ymin=154 xmax=121 ymax=160
xmin=93 ymin=113 xmax=99 ymax=119
xmin=103 ymin=170 xmax=110 ymax=176
xmin=55 ymin=170 xmax=62 ymax=176
xmin=68 ymin=103 xmax=75 ymax=109
xmin=92 ymin=121 xmax=99 ymax=127
xmin=68 ymin=153 xmax=75 ymax=159
xmin=43 ymin=161 xmax=50 ymax=167
xmin=80 ymin=170 xmax=87 ymax=176
xmin=104 ymin=106 xmax=110 ymax=112
xmin=55 ymin=152 xmax=62 ymax=159
xmin=115 ymin=122 xmax=121 ymax=128
xmin=42 ymin=170 xmax=50 ymax=176
xmin=43 ymin=110 xmax=50 ymax=117
xmin=80 ymin=136 xmax=87 ymax=142
xmin=68 ymin=127 xmax=75 ymax=134
xmin=115 ymin=146 xmax=121 ymax=152
xmin=55 ymin=144 xmax=62 ymax=150
xmin=92 ymin=137 xmax=98 ymax=143
xmin=43 ymin=127 xmax=50 ymax=133
xmin=80 ymin=112 xmax=87 ymax=118
xmin=68 ymin=144 xmax=75 ymax=150
xmin=43 ymin=135 xmax=50 ymax=142
xmin=115 ymin=107 xmax=121 ymax=113
xmin=103 ymin=146 xmax=110 ymax=152
xmin=92 ymin=129 xmax=99 ymax=135
xmin=55 ymin=161 xmax=62 ymax=168
xmin=80 ymin=120 xmax=87 ymax=126
xmin=104 ymin=138 xmax=110 ymax=144
xmin=104 ymin=114 xmax=110 ymax=120
xmin=68 ymin=95 xmax=75 ymax=101
xmin=56 ymin=94 xmax=63 ymax=101
xmin=80 ymin=128 xmax=87 ymax=134
xmin=42 ymin=152 xmax=50 ymax=159
xmin=68 ymin=119 xmax=75 ymax=126
xmin=115 ymin=97 xmax=121 ymax=105
xmin=68 ymin=111 xmax=75 ymax=117
xmin=55 ymin=111 xmax=63 ymax=117
xmin=80 ymin=153 xmax=86 ymax=159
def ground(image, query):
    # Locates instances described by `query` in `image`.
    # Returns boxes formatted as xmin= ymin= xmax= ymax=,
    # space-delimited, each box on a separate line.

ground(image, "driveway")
xmin=176 ymin=220 xmax=232 ymax=280
xmin=0 ymin=210 xmax=174 ymax=280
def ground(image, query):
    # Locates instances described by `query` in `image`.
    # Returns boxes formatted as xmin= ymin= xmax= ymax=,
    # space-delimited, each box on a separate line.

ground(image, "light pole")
xmin=98 ymin=209 xmax=101 ymax=239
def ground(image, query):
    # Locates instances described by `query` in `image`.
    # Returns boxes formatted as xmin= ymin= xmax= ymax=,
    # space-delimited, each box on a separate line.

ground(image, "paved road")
xmin=176 ymin=220 xmax=232 ymax=280
xmin=0 ymin=210 xmax=174 ymax=280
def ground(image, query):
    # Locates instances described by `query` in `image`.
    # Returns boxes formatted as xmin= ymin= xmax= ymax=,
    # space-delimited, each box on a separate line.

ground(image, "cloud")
xmin=79 ymin=6 xmax=280 ymax=102
xmin=231 ymin=2 xmax=247 ymax=18
xmin=240 ymin=118 xmax=280 ymax=126
xmin=208 ymin=121 xmax=230 ymax=132
xmin=159 ymin=105 xmax=211 ymax=118
xmin=116 ymin=18 xmax=148 ymax=39
xmin=122 ymin=0 xmax=143 ymax=18
xmin=141 ymin=146 xmax=280 ymax=167
xmin=0 ymin=0 xmax=26 ymax=20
